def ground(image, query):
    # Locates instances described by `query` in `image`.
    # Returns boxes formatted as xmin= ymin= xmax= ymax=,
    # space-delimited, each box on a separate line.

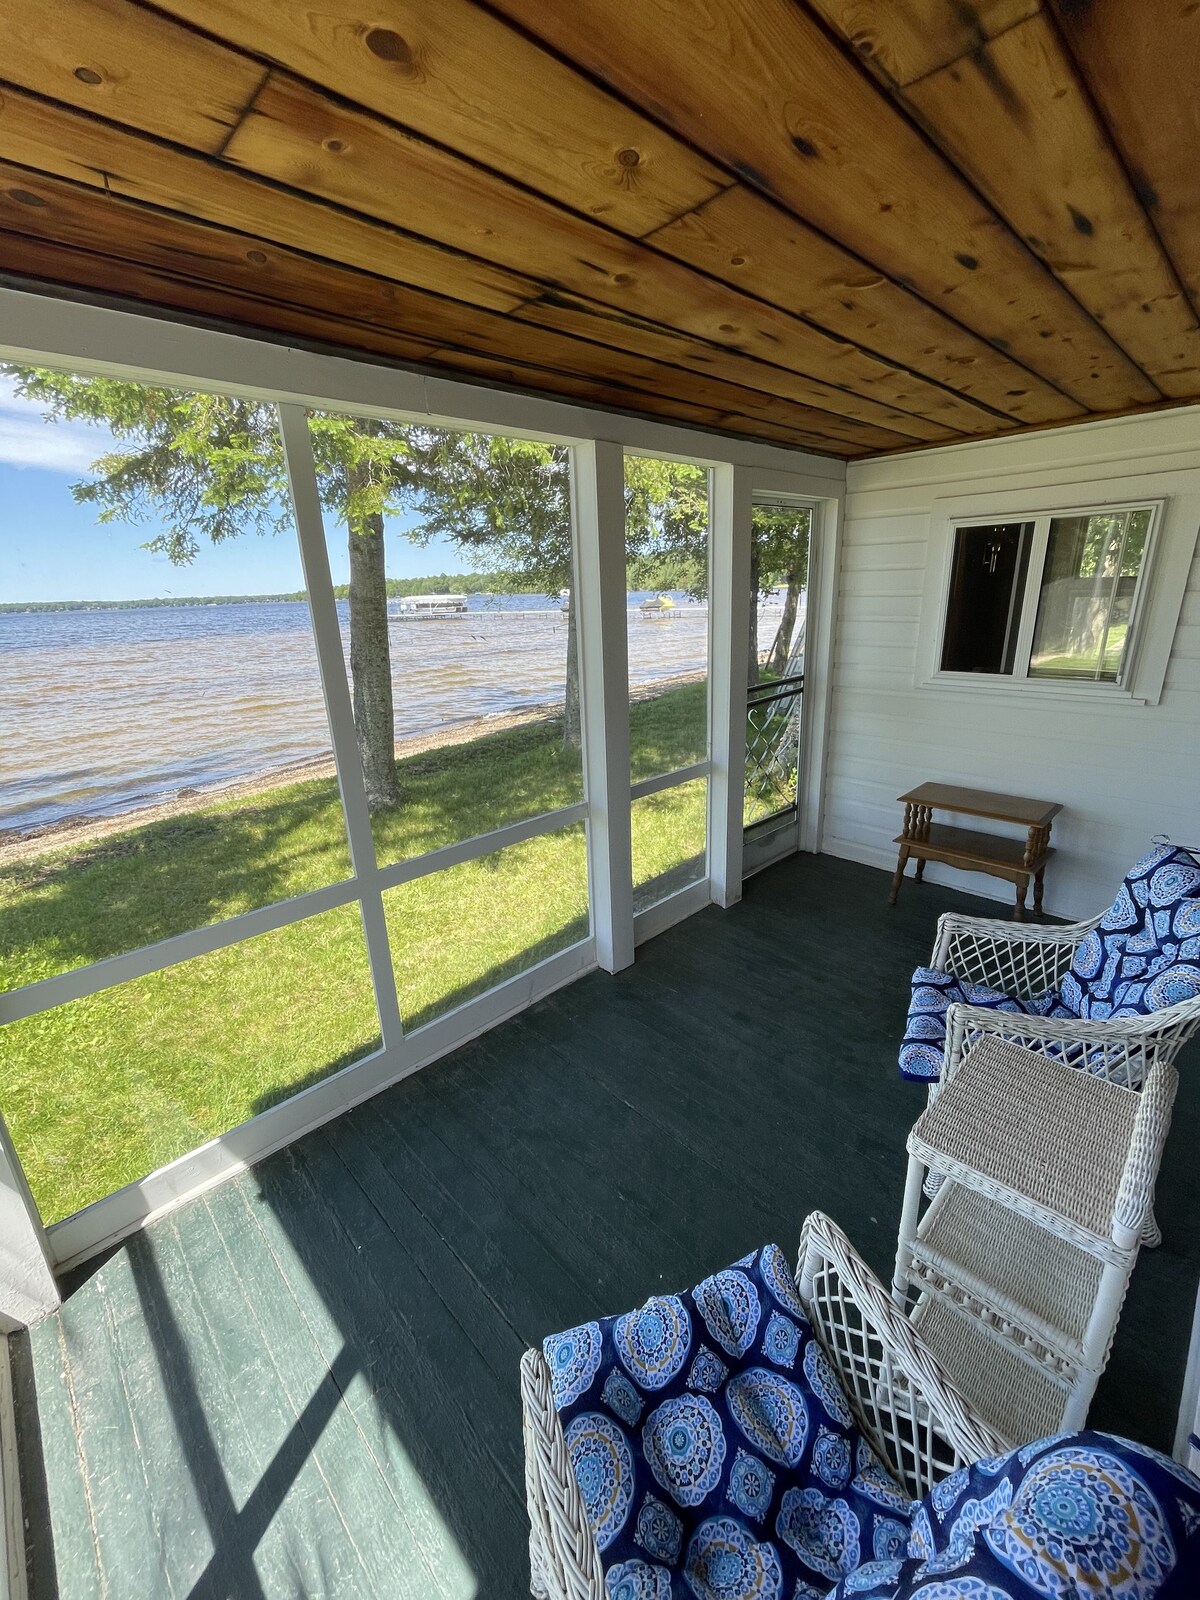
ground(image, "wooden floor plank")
xmin=231 ymin=1176 xmax=478 ymax=1599
xmin=204 ymin=1182 xmax=461 ymax=1600
xmin=251 ymin=1138 xmax=531 ymax=1585
xmin=14 ymin=854 xmax=1200 ymax=1600
xmin=137 ymin=1209 xmax=362 ymax=1599
xmin=11 ymin=1321 xmax=103 ymax=1600
xmin=88 ymin=1248 xmax=214 ymax=1596
xmin=48 ymin=1266 xmax=175 ymax=1597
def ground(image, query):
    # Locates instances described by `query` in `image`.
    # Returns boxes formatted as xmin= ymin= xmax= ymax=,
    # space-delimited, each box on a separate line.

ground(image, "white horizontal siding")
xmin=823 ymin=407 xmax=1200 ymax=920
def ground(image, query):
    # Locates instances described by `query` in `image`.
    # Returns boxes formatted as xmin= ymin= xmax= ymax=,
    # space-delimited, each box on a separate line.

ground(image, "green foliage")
xmin=752 ymin=503 xmax=811 ymax=594
xmin=381 ymin=572 xmax=494 ymax=597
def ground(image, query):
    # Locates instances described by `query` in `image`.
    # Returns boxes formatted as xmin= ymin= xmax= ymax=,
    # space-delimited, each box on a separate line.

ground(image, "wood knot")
xmin=364 ymin=28 xmax=413 ymax=67
xmin=246 ymin=249 xmax=268 ymax=264
xmin=8 ymin=188 xmax=47 ymax=207
xmin=729 ymin=255 xmax=747 ymax=266
xmin=616 ymin=147 xmax=641 ymax=168
xmin=74 ymin=66 xmax=103 ymax=85
xmin=322 ymin=137 xmax=346 ymax=154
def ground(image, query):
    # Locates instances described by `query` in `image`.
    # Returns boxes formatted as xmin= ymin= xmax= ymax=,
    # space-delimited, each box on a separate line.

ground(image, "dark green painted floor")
xmin=12 ymin=854 xmax=1200 ymax=1599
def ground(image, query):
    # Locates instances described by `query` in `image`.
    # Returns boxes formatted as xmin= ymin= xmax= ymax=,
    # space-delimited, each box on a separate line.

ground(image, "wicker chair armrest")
xmin=941 ymin=995 xmax=1200 ymax=1091
xmin=797 ymin=1211 xmax=1006 ymax=1498
xmin=946 ymin=995 xmax=1200 ymax=1044
xmin=935 ymin=910 xmax=1099 ymax=949
xmin=1113 ymin=1062 xmax=1180 ymax=1246
xmin=931 ymin=911 xmax=1099 ymax=997
xmin=520 ymin=1348 xmax=604 ymax=1600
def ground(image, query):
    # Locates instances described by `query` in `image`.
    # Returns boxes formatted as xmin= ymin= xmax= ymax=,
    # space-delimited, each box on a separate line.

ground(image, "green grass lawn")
xmin=1 ymin=682 xmax=709 ymax=1223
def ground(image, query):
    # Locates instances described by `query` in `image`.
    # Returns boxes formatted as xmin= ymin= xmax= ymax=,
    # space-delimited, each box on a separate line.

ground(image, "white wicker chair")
xmin=520 ymin=1212 xmax=1006 ymax=1600
xmin=930 ymin=909 xmax=1200 ymax=1093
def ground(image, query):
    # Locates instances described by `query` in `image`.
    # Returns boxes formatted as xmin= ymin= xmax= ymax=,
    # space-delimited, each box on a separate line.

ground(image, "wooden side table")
xmin=888 ymin=782 xmax=1062 ymax=919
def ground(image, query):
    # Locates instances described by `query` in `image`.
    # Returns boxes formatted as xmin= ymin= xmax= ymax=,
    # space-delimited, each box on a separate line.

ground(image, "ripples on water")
xmin=0 ymin=594 xmax=718 ymax=831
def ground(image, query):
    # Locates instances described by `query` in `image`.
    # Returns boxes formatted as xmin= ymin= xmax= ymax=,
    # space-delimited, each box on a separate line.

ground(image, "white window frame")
xmin=917 ymin=478 xmax=1199 ymax=706
xmin=0 ymin=286 xmax=843 ymax=1275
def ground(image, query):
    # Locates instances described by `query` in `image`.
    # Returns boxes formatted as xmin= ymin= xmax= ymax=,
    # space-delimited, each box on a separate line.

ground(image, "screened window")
xmin=939 ymin=505 xmax=1156 ymax=686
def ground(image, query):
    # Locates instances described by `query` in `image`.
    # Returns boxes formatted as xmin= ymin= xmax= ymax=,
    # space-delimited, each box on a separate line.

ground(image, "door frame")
xmin=739 ymin=474 xmax=843 ymax=883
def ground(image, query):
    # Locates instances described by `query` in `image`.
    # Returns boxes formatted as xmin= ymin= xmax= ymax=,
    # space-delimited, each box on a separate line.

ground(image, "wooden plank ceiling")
xmin=0 ymin=0 xmax=1196 ymax=458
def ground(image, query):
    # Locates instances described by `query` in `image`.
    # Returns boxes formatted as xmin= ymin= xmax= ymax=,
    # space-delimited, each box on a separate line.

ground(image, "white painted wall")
xmin=823 ymin=408 xmax=1200 ymax=920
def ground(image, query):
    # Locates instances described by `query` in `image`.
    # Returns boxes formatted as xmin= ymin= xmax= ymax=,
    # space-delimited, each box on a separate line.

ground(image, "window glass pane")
xmin=0 ymin=369 xmax=353 ymax=994
xmin=625 ymin=456 xmax=710 ymax=781
xmin=384 ymin=823 xmax=589 ymax=1030
xmin=4 ymin=906 xmax=379 ymax=1225
xmin=632 ymin=778 xmax=707 ymax=913
xmin=746 ymin=502 xmax=810 ymax=827
xmin=940 ymin=522 xmax=1032 ymax=674
xmin=304 ymin=411 xmax=583 ymax=864
xmin=1029 ymin=509 xmax=1151 ymax=682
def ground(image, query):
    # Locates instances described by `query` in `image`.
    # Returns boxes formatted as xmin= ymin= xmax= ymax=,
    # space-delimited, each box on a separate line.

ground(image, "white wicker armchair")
xmin=931 ymin=909 xmax=1200 ymax=1092
xmin=520 ymin=1212 xmax=1006 ymax=1600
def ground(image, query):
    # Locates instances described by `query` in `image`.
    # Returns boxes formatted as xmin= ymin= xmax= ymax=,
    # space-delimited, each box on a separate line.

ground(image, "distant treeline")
xmin=1 ymin=574 xmax=497 ymax=613
xmin=3 ymin=559 xmax=697 ymax=613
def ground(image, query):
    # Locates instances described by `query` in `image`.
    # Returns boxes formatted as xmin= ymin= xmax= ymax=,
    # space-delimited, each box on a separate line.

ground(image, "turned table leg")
xmin=914 ymin=857 xmax=926 ymax=883
xmin=1034 ymin=866 xmax=1046 ymax=915
xmin=1014 ymin=875 xmax=1028 ymax=921
xmin=889 ymin=845 xmax=910 ymax=906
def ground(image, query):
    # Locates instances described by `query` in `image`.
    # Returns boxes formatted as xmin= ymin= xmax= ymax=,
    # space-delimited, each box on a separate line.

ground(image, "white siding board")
xmin=840 ymin=541 xmax=928 ymax=573
xmin=825 ymin=409 xmax=1200 ymax=920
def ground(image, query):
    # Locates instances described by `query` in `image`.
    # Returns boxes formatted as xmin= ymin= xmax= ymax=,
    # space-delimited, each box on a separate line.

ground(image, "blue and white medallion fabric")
xmin=821 ymin=1428 xmax=1200 ymax=1600
xmin=897 ymin=970 xmax=1072 ymax=1082
xmin=542 ymin=1243 xmax=913 ymax=1597
xmin=1058 ymin=843 xmax=1200 ymax=1023
xmin=897 ymin=843 xmax=1200 ymax=1082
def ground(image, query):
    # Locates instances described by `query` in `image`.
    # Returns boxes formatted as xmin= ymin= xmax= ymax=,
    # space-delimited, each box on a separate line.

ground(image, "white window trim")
xmin=917 ymin=475 xmax=1200 ymax=706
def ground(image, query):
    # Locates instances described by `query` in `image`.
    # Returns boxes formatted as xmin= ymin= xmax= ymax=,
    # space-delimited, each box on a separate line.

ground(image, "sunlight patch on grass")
xmin=385 ymin=823 xmax=590 ymax=1031
xmin=632 ymin=778 xmax=708 ymax=912
xmin=4 ymin=905 xmax=379 ymax=1223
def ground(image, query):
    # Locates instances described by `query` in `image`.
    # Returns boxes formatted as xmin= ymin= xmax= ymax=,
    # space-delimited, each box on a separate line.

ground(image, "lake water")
xmin=0 ymin=592 xmax=741 ymax=832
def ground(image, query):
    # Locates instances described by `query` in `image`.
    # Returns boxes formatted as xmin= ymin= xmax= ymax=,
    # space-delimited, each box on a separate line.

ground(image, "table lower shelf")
xmin=893 ymin=821 xmax=1053 ymax=878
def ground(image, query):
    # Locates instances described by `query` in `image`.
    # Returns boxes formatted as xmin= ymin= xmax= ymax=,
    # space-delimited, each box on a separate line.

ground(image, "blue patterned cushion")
xmin=1060 ymin=843 xmax=1200 ymax=1022
xmin=898 ymin=969 xmax=1072 ymax=1083
xmin=542 ymin=1244 xmax=915 ymax=1598
xmin=823 ymin=1429 xmax=1200 ymax=1598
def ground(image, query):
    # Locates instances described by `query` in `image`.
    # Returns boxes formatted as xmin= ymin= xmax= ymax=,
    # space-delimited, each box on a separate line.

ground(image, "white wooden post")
xmin=573 ymin=440 xmax=635 ymax=973
xmin=277 ymin=404 xmax=405 ymax=1049
xmin=708 ymin=464 xmax=753 ymax=908
xmin=0 ymin=1112 xmax=58 ymax=1330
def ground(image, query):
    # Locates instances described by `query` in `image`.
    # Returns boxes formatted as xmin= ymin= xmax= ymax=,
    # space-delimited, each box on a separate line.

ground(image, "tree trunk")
xmin=747 ymin=540 xmax=761 ymax=689
xmin=347 ymin=505 xmax=402 ymax=811
xmin=563 ymin=592 xmax=582 ymax=751
xmin=766 ymin=565 xmax=803 ymax=678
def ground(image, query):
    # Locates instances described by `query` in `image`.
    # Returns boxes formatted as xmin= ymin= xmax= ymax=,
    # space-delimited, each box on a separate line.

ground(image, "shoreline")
xmin=0 ymin=669 xmax=705 ymax=868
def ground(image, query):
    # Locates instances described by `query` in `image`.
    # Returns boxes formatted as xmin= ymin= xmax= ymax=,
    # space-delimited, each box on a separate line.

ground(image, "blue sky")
xmin=0 ymin=376 xmax=463 ymax=602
